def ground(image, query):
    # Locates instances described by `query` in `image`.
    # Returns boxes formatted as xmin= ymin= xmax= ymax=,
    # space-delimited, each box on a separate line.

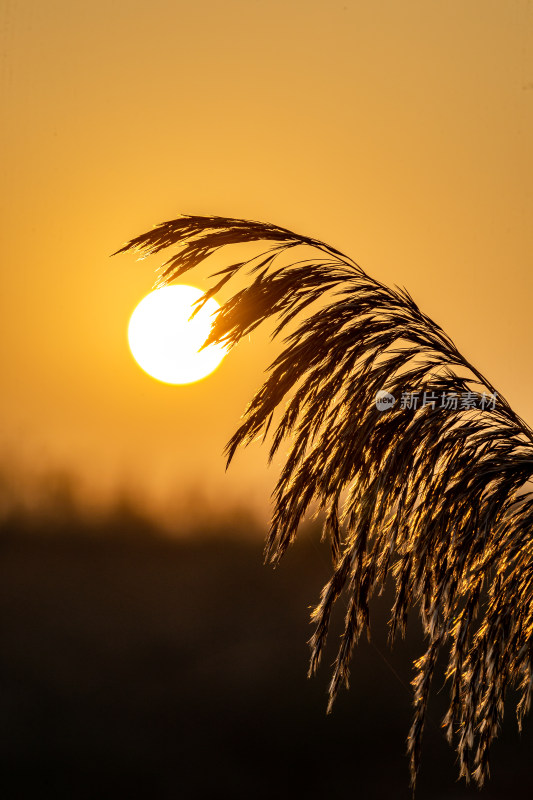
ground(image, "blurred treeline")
xmin=1 ymin=468 xmax=532 ymax=799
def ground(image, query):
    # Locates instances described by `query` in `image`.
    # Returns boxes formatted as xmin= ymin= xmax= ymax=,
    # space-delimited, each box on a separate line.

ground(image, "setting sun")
xmin=128 ymin=285 xmax=228 ymax=384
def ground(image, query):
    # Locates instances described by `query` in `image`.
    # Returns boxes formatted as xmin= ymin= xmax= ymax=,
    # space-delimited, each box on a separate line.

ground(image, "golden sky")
xmin=1 ymin=1 xmax=532 ymax=531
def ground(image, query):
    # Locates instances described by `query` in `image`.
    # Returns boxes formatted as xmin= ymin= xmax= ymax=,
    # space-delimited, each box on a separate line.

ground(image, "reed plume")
xmin=114 ymin=215 xmax=533 ymax=789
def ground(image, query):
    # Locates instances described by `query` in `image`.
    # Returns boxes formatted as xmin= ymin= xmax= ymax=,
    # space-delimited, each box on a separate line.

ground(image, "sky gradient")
xmin=1 ymin=1 xmax=532 ymax=532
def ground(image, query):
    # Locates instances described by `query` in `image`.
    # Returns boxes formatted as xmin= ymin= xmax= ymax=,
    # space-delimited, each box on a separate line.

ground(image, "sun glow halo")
xmin=128 ymin=285 xmax=228 ymax=385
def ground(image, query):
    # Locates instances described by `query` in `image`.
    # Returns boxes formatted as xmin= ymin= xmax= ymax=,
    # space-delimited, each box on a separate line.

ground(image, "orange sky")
xmin=1 ymin=1 xmax=532 ymax=532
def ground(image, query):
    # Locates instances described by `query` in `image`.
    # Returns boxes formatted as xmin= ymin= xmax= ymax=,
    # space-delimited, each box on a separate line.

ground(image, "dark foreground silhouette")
xmin=115 ymin=215 xmax=533 ymax=788
xmin=1 ymin=510 xmax=532 ymax=799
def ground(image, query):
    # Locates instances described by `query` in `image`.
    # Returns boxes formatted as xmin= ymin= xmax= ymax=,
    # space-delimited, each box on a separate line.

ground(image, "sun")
xmin=128 ymin=285 xmax=228 ymax=385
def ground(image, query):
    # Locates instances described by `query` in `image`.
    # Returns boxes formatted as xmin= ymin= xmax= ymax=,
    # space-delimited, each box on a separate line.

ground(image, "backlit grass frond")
xmin=114 ymin=214 xmax=533 ymax=790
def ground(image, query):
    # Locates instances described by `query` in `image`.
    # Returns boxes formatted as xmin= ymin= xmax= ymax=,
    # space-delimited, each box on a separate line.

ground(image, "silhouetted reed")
xmin=115 ymin=215 xmax=533 ymax=789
